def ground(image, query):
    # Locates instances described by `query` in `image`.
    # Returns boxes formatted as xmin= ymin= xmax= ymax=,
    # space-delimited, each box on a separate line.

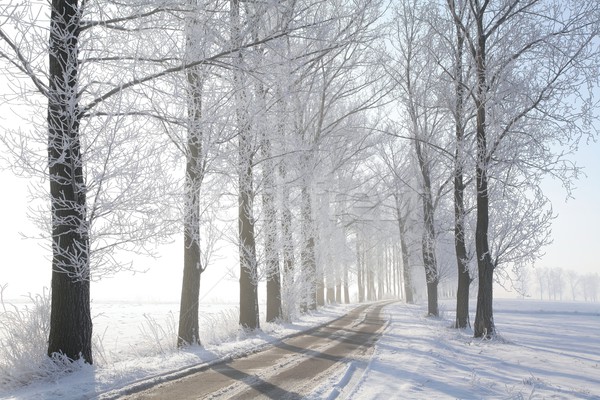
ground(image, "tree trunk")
xmin=356 ymin=235 xmax=365 ymax=303
xmin=239 ymin=170 xmax=259 ymax=329
xmin=178 ymin=64 xmax=204 ymax=347
xmin=178 ymin=225 xmax=202 ymax=345
xmin=231 ymin=0 xmax=259 ymax=330
xmin=263 ymin=137 xmax=281 ymax=322
xmin=301 ymin=185 xmax=317 ymax=310
xmin=279 ymin=159 xmax=294 ymax=319
xmin=46 ymin=0 xmax=93 ymax=364
xmin=327 ymin=286 xmax=335 ymax=304
xmin=473 ymin=20 xmax=495 ymax=338
xmin=415 ymin=141 xmax=439 ymax=316
xmin=279 ymin=161 xmax=294 ymax=276
xmin=344 ymin=268 xmax=350 ymax=304
xmin=474 ymin=257 xmax=494 ymax=337
xmin=317 ymin=277 xmax=325 ymax=306
xmin=452 ymin=23 xmax=471 ymax=329
xmin=367 ymin=265 xmax=375 ymax=301
xmin=454 ymin=264 xmax=470 ymax=328
xmin=395 ymin=195 xmax=413 ymax=304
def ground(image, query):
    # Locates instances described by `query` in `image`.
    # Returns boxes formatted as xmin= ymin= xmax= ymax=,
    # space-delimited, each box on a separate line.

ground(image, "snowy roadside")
xmin=0 ymin=303 xmax=356 ymax=400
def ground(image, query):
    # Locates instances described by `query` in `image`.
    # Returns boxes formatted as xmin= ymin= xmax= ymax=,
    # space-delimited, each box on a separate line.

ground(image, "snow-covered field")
xmin=1 ymin=299 xmax=599 ymax=399
xmin=345 ymin=299 xmax=600 ymax=399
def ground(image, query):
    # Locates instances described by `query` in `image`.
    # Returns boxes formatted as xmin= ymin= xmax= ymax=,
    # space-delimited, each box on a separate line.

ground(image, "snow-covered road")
xmin=117 ymin=302 xmax=390 ymax=399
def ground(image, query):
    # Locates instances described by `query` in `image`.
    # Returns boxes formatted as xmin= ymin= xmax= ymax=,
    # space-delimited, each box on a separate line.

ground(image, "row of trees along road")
xmin=0 ymin=0 xmax=598 ymax=364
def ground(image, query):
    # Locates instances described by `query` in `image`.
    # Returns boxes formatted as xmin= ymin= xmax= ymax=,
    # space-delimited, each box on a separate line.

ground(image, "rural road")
xmin=119 ymin=301 xmax=392 ymax=399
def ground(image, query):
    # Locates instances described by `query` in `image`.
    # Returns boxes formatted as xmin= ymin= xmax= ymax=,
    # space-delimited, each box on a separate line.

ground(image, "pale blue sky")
xmin=537 ymin=137 xmax=600 ymax=274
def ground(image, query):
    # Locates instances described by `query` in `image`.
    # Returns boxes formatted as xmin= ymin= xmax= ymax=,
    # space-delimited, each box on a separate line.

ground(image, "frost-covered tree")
xmin=176 ymin=0 xmax=226 ymax=347
xmin=446 ymin=0 xmax=600 ymax=337
xmin=376 ymin=137 xmax=419 ymax=304
xmin=387 ymin=0 xmax=456 ymax=316
xmin=432 ymin=0 xmax=477 ymax=329
xmin=0 ymin=0 xmax=176 ymax=363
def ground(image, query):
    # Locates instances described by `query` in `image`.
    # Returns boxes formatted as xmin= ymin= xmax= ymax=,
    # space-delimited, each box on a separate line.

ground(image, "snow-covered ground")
xmin=1 ymin=299 xmax=599 ymax=399
xmin=345 ymin=299 xmax=600 ymax=399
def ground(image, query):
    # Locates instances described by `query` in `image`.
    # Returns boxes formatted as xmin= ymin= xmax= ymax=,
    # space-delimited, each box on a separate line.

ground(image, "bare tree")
xmin=447 ymin=0 xmax=599 ymax=337
xmin=229 ymin=0 xmax=260 ymax=330
xmin=434 ymin=0 xmax=477 ymax=328
xmin=567 ymin=270 xmax=579 ymax=301
xmin=0 ymin=0 xmax=188 ymax=362
xmin=377 ymin=137 xmax=418 ymax=304
xmin=388 ymin=0 xmax=455 ymax=316
xmin=177 ymin=0 xmax=215 ymax=347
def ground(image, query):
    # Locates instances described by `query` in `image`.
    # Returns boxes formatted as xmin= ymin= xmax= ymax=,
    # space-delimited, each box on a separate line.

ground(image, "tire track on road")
xmin=121 ymin=301 xmax=393 ymax=400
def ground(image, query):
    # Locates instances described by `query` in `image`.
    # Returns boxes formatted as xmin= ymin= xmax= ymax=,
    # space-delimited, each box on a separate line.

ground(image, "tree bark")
xmin=327 ymin=286 xmax=335 ymax=304
xmin=473 ymin=13 xmax=495 ymax=338
xmin=397 ymin=209 xmax=414 ymax=304
xmin=239 ymin=163 xmax=259 ymax=329
xmin=263 ymin=137 xmax=282 ymax=322
xmin=356 ymin=235 xmax=365 ymax=303
xmin=344 ymin=268 xmax=350 ymax=304
xmin=301 ymin=185 xmax=317 ymax=310
xmin=231 ymin=0 xmax=259 ymax=330
xmin=47 ymin=0 xmax=93 ymax=364
xmin=415 ymin=141 xmax=439 ymax=316
xmin=452 ymin=19 xmax=471 ymax=329
xmin=279 ymin=159 xmax=295 ymax=319
xmin=46 ymin=0 xmax=93 ymax=364
xmin=317 ymin=277 xmax=325 ymax=306
xmin=178 ymin=62 xmax=204 ymax=347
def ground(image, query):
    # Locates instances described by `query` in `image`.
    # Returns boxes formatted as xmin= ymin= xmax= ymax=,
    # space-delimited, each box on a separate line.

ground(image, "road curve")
xmin=119 ymin=301 xmax=392 ymax=400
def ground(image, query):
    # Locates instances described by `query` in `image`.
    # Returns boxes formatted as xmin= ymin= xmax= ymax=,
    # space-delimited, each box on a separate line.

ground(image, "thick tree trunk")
xmin=279 ymin=160 xmax=294 ymax=319
xmin=453 ymin=115 xmax=470 ymax=326
xmin=454 ymin=259 xmax=470 ymax=328
xmin=453 ymin=146 xmax=471 ymax=327
xmin=263 ymin=137 xmax=281 ymax=322
xmin=317 ymin=277 xmax=325 ymax=306
xmin=280 ymin=162 xmax=294 ymax=277
xmin=426 ymin=281 xmax=439 ymax=316
xmin=178 ymin=160 xmax=203 ymax=345
xmin=239 ymin=176 xmax=259 ymax=329
xmin=178 ymin=64 xmax=204 ymax=347
xmin=47 ymin=0 xmax=93 ymax=364
xmin=327 ymin=286 xmax=335 ymax=304
xmin=416 ymin=141 xmax=439 ymax=316
xmin=178 ymin=228 xmax=202 ymax=345
xmin=367 ymin=267 xmax=375 ymax=301
xmin=474 ymin=256 xmax=494 ymax=337
xmin=48 ymin=275 xmax=92 ymax=363
xmin=451 ymin=10 xmax=471 ymax=329
xmin=473 ymin=23 xmax=495 ymax=338
xmin=231 ymin=0 xmax=259 ymax=330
